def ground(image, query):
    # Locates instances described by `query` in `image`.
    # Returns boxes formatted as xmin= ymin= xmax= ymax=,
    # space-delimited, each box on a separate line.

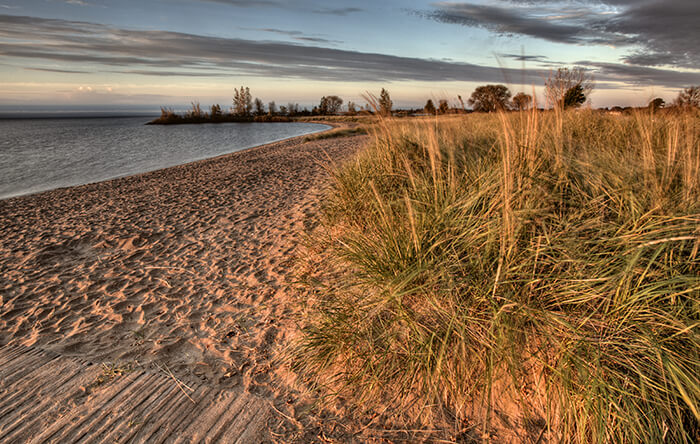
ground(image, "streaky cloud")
xmin=198 ymin=0 xmax=363 ymax=15
xmin=0 ymin=14 xmax=547 ymax=84
xmin=25 ymin=66 xmax=91 ymax=73
xmin=0 ymin=14 xmax=697 ymax=88
xmin=248 ymin=28 xmax=342 ymax=44
xmin=427 ymin=0 xmax=700 ymax=70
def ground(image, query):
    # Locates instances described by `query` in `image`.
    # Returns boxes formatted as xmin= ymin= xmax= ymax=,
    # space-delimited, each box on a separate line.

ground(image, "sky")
xmin=1 ymin=0 xmax=699 ymax=113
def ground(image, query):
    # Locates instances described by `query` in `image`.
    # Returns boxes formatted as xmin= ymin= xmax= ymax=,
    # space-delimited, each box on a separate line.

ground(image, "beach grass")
xmin=149 ymin=104 xmax=294 ymax=124
xmin=303 ymin=126 xmax=369 ymax=142
xmin=294 ymin=108 xmax=699 ymax=442
xmin=295 ymin=115 xmax=376 ymax=124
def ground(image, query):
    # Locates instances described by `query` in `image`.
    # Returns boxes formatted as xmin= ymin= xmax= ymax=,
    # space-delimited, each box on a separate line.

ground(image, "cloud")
xmin=311 ymin=7 xmax=363 ymax=15
xmin=196 ymin=0 xmax=285 ymax=7
xmin=248 ymin=28 xmax=342 ymax=45
xmin=25 ymin=67 xmax=91 ymax=73
xmin=499 ymin=53 xmax=554 ymax=64
xmin=427 ymin=2 xmax=630 ymax=45
xmin=0 ymin=14 xmax=696 ymax=89
xmin=0 ymin=14 xmax=549 ymax=84
xmin=582 ymin=61 xmax=700 ymax=87
xmin=112 ymin=69 xmax=233 ymax=77
xmin=427 ymin=1 xmax=700 ymax=69
xmin=197 ymin=0 xmax=362 ymax=15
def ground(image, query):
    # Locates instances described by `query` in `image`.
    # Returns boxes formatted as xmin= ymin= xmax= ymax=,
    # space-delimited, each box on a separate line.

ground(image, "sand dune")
xmin=0 ymin=132 xmax=365 ymax=441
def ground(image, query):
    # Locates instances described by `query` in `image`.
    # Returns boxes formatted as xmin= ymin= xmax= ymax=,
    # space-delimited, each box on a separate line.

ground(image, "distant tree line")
xmin=419 ymin=69 xmax=697 ymax=115
xmin=413 ymin=68 xmax=591 ymax=115
xmin=151 ymin=87 xmax=395 ymax=124
xmin=152 ymin=77 xmax=699 ymax=124
xmin=602 ymin=86 xmax=699 ymax=114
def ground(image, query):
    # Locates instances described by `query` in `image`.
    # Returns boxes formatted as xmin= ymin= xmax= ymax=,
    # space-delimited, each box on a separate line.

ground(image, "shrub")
xmin=424 ymin=99 xmax=436 ymax=115
xmin=675 ymin=86 xmax=700 ymax=108
xmin=545 ymin=67 xmax=594 ymax=109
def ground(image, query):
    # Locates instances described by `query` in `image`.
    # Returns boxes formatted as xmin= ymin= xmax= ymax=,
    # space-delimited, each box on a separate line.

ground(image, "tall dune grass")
xmin=294 ymin=108 xmax=699 ymax=442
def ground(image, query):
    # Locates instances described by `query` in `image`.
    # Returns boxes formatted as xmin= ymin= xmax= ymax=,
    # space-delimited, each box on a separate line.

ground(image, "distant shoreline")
xmin=0 ymin=113 xmax=158 ymax=121
xmin=147 ymin=114 xmax=294 ymax=125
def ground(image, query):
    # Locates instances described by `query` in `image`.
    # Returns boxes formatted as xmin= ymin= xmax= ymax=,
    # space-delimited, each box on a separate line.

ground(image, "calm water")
xmin=0 ymin=117 xmax=329 ymax=199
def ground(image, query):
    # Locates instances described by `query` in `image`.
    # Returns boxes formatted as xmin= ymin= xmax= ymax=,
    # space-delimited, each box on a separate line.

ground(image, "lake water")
xmin=0 ymin=117 xmax=329 ymax=199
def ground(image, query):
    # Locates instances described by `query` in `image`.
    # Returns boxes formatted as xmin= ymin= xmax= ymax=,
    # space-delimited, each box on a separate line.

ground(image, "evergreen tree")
xmin=379 ymin=88 xmax=393 ymax=116
xmin=253 ymin=98 xmax=265 ymax=116
xmin=648 ymin=98 xmax=665 ymax=110
xmin=562 ymin=84 xmax=585 ymax=109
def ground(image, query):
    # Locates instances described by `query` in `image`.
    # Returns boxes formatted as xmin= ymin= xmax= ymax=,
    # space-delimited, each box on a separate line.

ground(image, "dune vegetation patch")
xmin=294 ymin=108 xmax=699 ymax=442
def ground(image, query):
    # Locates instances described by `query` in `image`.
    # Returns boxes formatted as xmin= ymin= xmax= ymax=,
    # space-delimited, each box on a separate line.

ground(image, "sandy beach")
xmin=0 ymin=131 xmax=366 ymax=441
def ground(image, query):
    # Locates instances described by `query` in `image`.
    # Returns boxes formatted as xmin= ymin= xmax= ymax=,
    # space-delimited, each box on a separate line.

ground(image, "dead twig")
xmin=155 ymin=362 xmax=195 ymax=404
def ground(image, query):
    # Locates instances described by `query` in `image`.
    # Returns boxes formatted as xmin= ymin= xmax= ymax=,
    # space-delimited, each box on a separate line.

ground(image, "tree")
xmin=648 ymin=98 xmax=665 ymax=110
xmin=188 ymin=101 xmax=203 ymax=118
xmin=379 ymin=88 xmax=393 ymax=116
xmin=287 ymin=103 xmax=299 ymax=116
xmin=279 ymin=105 xmax=288 ymax=116
xmin=544 ymin=67 xmax=594 ymax=109
xmin=438 ymin=99 xmax=450 ymax=114
xmin=562 ymin=84 xmax=586 ymax=109
xmin=319 ymin=95 xmax=343 ymax=115
xmin=253 ymin=98 xmax=265 ymax=116
xmin=468 ymin=84 xmax=511 ymax=112
xmin=347 ymin=101 xmax=357 ymax=115
xmin=268 ymin=101 xmax=277 ymax=116
xmin=210 ymin=104 xmax=222 ymax=119
xmin=511 ymin=92 xmax=533 ymax=111
xmin=674 ymin=86 xmax=700 ymax=108
xmin=233 ymin=86 xmax=252 ymax=116
xmin=424 ymin=99 xmax=436 ymax=114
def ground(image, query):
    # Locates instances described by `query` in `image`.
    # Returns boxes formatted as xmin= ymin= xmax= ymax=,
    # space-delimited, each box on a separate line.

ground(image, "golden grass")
xmin=294 ymin=108 xmax=699 ymax=442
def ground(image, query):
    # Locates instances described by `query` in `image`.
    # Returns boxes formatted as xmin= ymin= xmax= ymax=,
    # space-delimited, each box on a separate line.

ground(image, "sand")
xmin=0 ymin=131 xmax=367 ymax=442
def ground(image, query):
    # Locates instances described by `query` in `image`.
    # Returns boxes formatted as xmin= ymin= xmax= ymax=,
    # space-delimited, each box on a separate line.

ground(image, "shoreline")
xmin=0 ymin=120 xmax=337 ymax=202
xmin=0 ymin=131 xmax=366 ymax=441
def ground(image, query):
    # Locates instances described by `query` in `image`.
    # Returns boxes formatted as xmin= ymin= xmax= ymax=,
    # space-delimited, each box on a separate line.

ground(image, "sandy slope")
xmin=0 ymin=132 xmax=366 ymax=439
